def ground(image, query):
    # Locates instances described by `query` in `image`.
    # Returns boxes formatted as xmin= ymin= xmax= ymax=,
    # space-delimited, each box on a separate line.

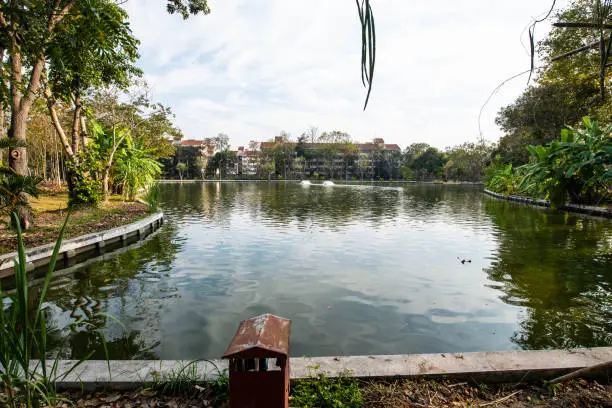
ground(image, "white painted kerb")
xmin=41 ymin=347 xmax=612 ymax=390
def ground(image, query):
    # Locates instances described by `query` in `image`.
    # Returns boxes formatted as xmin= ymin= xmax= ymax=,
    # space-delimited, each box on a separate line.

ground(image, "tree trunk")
xmin=8 ymin=108 xmax=28 ymax=175
xmin=45 ymin=87 xmax=75 ymax=158
xmin=71 ymin=93 xmax=82 ymax=155
xmin=102 ymin=168 xmax=110 ymax=200
xmin=80 ymin=114 xmax=88 ymax=150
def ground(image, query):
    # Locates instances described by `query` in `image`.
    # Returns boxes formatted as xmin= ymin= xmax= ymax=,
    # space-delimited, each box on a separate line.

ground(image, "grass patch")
xmin=291 ymin=372 xmax=364 ymax=408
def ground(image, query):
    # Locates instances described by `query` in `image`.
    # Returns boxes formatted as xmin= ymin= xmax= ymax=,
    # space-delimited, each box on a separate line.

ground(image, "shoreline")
xmin=483 ymin=189 xmax=611 ymax=218
xmin=0 ymin=211 xmax=164 ymax=279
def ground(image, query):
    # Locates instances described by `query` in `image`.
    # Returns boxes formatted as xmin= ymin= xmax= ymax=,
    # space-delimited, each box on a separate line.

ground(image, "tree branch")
xmin=44 ymin=84 xmax=75 ymax=158
xmin=48 ymin=0 xmax=76 ymax=32
xmin=553 ymin=22 xmax=612 ymax=29
xmin=551 ymin=39 xmax=606 ymax=61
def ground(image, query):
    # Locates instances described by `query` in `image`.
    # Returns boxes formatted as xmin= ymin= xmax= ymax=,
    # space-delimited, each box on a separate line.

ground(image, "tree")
xmin=301 ymin=126 xmax=320 ymax=144
xmin=319 ymin=130 xmax=351 ymax=144
xmin=214 ymin=133 xmax=230 ymax=151
xmin=320 ymin=144 xmax=339 ymax=179
xmin=357 ymin=154 xmax=370 ymax=181
xmin=496 ymin=0 xmax=611 ymax=165
xmin=114 ymin=136 xmax=162 ymax=201
xmin=268 ymin=134 xmax=295 ymax=179
xmin=1 ymin=0 xmax=78 ymax=177
xmin=410 ymin=147 xmax=446 ymax=180
xmin=341 ymin=142 xmax=359 ymax=180
xmin=87 ymin=84 xmax=179 ymax=161
xmin=443 ymin=142 xmax=494 ymax=182
xmin=167 ymin=0 xmax=211 ymax=18
xmin=206 ymin=150 xmax=237 ymax=178
xmin=403 ymin=143 xmax=431 ymax=167
xmin=176 ymin=162 xmax=187 ymax=181
xmin=495 ymin=82 xmax=598 ymax=164
xmin=261 ymin=160 xmax=276 ymax=182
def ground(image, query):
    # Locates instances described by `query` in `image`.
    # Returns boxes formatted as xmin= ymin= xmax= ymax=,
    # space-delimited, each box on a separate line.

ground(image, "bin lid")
xmin=223 ymin=314 xmax=291 ymax=359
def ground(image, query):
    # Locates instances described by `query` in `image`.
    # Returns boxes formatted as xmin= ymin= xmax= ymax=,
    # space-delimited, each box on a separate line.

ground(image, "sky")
xmin=124 ymin=0 xmax=568 ymax=150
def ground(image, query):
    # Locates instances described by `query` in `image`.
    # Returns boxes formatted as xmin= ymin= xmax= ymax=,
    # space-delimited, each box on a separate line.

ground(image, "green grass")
xmin=291 ymin=372 xmax=364 ymax=408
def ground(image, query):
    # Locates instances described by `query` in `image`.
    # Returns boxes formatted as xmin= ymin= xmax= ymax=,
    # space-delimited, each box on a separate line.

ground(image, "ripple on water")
xmin=20 ymin=182 xmax=612 ymax=359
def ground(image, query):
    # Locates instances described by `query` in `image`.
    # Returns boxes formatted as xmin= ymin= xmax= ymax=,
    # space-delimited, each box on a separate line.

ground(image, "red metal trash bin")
xmin=223 ymin=314 xmax=291 ymax=408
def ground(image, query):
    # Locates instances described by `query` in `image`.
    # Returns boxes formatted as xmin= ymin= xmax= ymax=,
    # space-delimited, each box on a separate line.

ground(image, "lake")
xmin=34 ymin=182 xmax=612 ymax=359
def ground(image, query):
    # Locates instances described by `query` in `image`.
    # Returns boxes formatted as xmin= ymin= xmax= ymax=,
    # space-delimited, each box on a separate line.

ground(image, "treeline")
xmin=485 ymin=0 xmax=611 ymax=206
xmin=0 ymin=1 xmax=188 ymax=229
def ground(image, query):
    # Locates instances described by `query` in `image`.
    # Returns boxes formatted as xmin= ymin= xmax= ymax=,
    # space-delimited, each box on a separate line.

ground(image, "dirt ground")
xmin=0 ymin=194 xmax=149 ymax=255
xmin=361 ymin=378 xmax=612 ymax=407
xmin=49 ymin=378 xmax=612 ymax=408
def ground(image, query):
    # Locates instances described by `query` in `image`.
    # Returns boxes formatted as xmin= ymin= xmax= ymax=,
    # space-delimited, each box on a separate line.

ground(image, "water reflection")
xmin=6 ymin=182 xmax=609 ymax=359
xmin=483 ymin=199 xmax=612 ymax=349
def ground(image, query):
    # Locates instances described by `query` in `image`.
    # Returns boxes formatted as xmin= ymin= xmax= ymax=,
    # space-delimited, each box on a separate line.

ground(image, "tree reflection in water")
xmin=483 ymin=199 xmax=612 ymax=349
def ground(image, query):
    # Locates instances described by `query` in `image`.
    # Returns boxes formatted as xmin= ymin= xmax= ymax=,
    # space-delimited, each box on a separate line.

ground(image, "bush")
xmin=484 ymin=161 xmax=524 ymax=195
xmin=519 ymin=118 xmax=611 ymax=206
xmin=144 ymin=182 xmax=160 ymax=212
xmin=69 ymin=175 xmax=102 ymax=208
xmin=291 ymin=373 xmax=364 ymax=408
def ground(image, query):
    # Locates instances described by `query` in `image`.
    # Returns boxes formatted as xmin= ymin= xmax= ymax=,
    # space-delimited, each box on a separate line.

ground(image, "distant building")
xmin=176 ymin=138 xmax=218 ymax=170
xmin=253 ymin=137 xmax=401 ymax=179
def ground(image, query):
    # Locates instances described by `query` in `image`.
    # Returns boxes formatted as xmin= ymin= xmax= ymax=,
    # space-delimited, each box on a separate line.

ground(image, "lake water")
xmin=33 ymin=182 xmax=612 ymax=359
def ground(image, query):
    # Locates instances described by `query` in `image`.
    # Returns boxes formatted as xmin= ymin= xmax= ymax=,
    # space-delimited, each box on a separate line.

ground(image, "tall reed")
xmin=0 ymin=212 xmax=108 ymax=407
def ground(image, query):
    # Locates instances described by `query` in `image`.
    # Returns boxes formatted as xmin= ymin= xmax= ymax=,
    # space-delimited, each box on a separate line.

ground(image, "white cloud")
xmin=124 ymin=0 xmax=568 ymax=149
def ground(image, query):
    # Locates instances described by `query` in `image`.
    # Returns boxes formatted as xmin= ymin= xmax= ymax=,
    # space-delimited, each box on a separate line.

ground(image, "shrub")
xmin=484 ymin=161 xmax=524 ymax=195
xmin=69 ymin=175 xmax=102 ymax=208
xmin=519 ymin=118 xmax=611 ymax=207
xmin=144 ymin=182 xmax=160 ymax=212
xmin=291 ymin=373 xmax=364 ymax=408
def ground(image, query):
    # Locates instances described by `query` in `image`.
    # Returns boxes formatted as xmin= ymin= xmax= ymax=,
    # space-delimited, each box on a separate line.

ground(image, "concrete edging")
xmin=42 ymin=347 xmax=612 ymax=390
xmin=483 ymin=189 xmax=611 ymax=218
xmin=0 ymin=211 xmax=164 ymax=279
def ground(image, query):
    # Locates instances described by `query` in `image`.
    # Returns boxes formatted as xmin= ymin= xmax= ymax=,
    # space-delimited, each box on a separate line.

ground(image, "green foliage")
xmin=291 ymin=373 xmax=364 ymax=408
xmin=518 ymin=118 xmax=611 ymax=207
xmin=484 ymin=162 xmax=524 ymax=195
xmin=167 ymin=0 xmax=211 ymax=18
xmin=206 ymin=150 xmax=237 ymax=179
xmin=144 ymin=182 xmax=160 ymax=213
xmin=495 ymin=0 xmax=611 ymax=165
xmin=176 ymin=162 xmax=188 ymax=180
xmin=0 ymin=213 xmax=108 ymax=407
xmin=408 ymin=147 xmax=447 ymax=180
xmin=46 ymin=0 xmax=141 ymax=102
xmin=115 ymin=138 xmax=162 ymax=201
xmin=0 ymin=167 xmax=43 ymax=225
xmin=159 ymin=363 xmax=201 ymax=396
xmin=209 ymin=372 xmax=229 ymax=406
xmin=68 ymin=166 xmax=102 ymax=208
xmin=400 ymin=165 xmax=413 ymax=180
xmin=443 ymin=142 xmax=494 ymax=182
